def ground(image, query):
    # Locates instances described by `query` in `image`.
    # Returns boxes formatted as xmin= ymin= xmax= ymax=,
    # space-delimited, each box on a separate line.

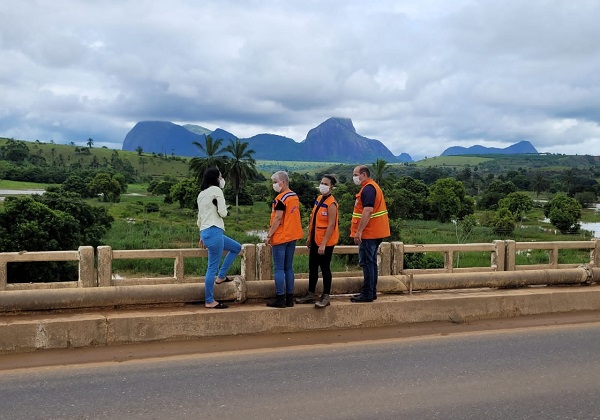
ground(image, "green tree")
xmin=170 ymin=178 xmax=200 ymax=209
xmin=223 ymin=139 xmax=257 ymax=221
xmin=289 ymin=172 xmax=317 ymax=211
xmin=88 ymin=172 xmax=122 ymax=202
xmin=86 ymin=138 xmax=94 ymax=148
xmin=62 ymin=175 xmax=92 ymax=198
xmin=498 ymin=192 xmax=534 ymax=226
xmin=371 ymin=158 xmax=389 ymax=186
xmin=0 ymin=192 xmax=113 ymax=282
xmin=0 ymin=197 xmax=81 ymax=282
xmin=0 ymin=139 xmax=30 ymax=163
xmin=135 ymin=146 xmax=143 ymax=156
xmin=477 ymin=180 xmax=517 ymax=210
xmin=387 ymin=176 xmax=429 ymax=220
xmin=492 ymin=207 xmax=515 ymax=236
xmin=113 ymin=173 xmax=128 ymax=193
xmin=544 ymin=193 xmax=582 ymax=233
xmin=574 ymin=191 xmax=596 ymax=208
xmin=35 ymin=187 xmax=114 ymax=248
xmin=149 ymin=179 xmax=177 ymax=196
xmin=426 ymin=177 xmax=474 ymax=223
xmin=189 ymin=135 xmax=227 ymax=181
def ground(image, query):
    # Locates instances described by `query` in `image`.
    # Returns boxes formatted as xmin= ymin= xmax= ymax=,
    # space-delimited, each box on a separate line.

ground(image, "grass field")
xmin=255 ymin=160 xmax=341 ymax=175
xmin=415 ymin=156 xmax=493 ymax=168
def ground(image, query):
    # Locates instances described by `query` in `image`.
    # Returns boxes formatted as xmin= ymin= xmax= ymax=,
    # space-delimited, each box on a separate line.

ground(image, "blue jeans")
xmin=200 ymin=226 xmax=242 ymax=303
xmin=272 ymin=240 xmax=297 ymax=295
xmin=358 ymin=238 xmax=382 ymax=299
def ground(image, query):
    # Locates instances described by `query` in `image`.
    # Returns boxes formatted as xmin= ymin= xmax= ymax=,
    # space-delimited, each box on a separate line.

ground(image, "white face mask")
xmin=318 ymin=184 xmax=330 ymax=195
xmin=353 ymin=175 xmax=361 ymax=186
xmin=272 ymin=182 xmax=282 ymax=193
xmin=219 ymin=178 xmax=226 ymax=189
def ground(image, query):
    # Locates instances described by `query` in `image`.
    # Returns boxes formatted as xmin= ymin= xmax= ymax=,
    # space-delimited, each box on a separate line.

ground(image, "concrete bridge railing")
xmin=0 ymin=240 xmax=598 ymax=312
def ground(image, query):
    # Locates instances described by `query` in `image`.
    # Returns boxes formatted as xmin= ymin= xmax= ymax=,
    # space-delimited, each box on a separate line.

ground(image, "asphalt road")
xmin=2 ymin=318 xmax=600 ymax=420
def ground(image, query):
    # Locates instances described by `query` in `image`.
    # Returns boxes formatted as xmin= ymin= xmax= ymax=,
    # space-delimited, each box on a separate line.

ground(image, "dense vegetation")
xmin=2 ymin=136 xmax=600 ymax=281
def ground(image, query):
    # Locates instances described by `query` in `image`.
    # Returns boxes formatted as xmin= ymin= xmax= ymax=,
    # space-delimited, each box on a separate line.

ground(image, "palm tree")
xmin=563 ymin=169 xmax=574 ymax=196
xmin=532 ymin=171 xmax=550 ymax=198
xmin=224 ymin=139 xmax=257 ymax=222
xmin=372 ymin=158 xmax=389 ymax=186
xmin=189 ymin=135 xmax=227 ymax=181
xmin=86 ymin=138 xmax=94 ymax=148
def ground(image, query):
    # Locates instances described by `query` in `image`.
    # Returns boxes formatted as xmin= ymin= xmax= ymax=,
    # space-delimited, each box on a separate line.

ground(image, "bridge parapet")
xmin=1 ymin=240 xmax=598 ymax=312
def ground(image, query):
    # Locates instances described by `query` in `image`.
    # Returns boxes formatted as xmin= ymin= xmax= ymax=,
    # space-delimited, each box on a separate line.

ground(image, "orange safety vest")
xmin=350 ymin=179 xmax=390 ymax=239
xmin=270 ymin=189 xmax=303 ymax=245
xmin=309 ymin=194 xmax=339 ymax=247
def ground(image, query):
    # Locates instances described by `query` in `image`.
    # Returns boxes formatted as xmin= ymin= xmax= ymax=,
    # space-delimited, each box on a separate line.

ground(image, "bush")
xmin=145 ymin=203 xmax=160 ymax=213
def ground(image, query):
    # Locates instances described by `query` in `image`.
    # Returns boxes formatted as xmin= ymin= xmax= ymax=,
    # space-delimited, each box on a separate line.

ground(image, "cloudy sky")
xmin=1 ymin=1 xmax=599 ymax=160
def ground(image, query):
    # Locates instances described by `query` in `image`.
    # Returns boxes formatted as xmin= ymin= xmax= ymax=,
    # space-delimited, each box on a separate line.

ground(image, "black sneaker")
xmin=350 ymin=295 xmax=373 ymax=303
xmin=352 ymin=293 xmax=377 ymax=300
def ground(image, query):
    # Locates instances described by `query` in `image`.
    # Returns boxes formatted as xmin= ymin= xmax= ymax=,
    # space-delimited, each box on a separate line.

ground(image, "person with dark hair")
xmin=350 ymin=165 xmax=390 ymax=303
xmin=296 ymin=174 xmax=339 ymax=308
xmin=197 ymin=167 xmax=241 ymax=309
xmin=265 ymin=171 xmax=303 ymax=308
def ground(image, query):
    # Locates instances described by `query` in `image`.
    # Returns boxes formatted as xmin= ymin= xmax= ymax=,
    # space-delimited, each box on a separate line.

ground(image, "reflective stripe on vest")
xmin=350 ymin=179 xmax=390 ymax=239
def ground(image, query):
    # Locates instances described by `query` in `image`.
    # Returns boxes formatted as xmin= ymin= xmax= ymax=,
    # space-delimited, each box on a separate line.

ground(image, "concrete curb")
xmin=1 ymin=286 xmax=599 ymax=354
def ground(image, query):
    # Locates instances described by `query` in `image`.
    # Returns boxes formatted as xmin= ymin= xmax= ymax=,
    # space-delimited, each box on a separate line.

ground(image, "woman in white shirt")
xmin=197 ymin=167 xmax=241 ymax=309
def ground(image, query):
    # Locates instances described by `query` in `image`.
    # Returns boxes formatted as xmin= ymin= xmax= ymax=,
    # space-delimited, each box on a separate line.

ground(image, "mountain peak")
xmin=320 ymin=117 xmax=356 ymax=133
xmin=302 ymin=117 xmax=409 ymax=162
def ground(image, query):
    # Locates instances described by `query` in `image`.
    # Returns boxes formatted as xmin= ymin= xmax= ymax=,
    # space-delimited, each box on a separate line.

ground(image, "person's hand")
xmin=198 ymin=239 xmax=206 ymax=249
xmin=354 ymin=231 xmax=362 ymax=245
xmin=318 ymin=244 xmax=326 ymax=255
xmin=265 ymin=235 xmax=271 ymax=246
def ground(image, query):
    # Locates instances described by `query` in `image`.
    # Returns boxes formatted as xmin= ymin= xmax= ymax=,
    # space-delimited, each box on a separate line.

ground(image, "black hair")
xmin=200 ymin=167 xmax=220 ymax=191
xmin=323 ymin=174 xmax=338 ymax=186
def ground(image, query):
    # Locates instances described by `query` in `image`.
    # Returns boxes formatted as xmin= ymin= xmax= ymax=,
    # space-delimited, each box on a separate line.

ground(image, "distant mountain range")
xmin=122 ymin=118 xmax=413 ymax=163
xmin=441 ymin=141 xmax=538 ymax=156
xmin=121 ymin=118 xmax=538 ymax=162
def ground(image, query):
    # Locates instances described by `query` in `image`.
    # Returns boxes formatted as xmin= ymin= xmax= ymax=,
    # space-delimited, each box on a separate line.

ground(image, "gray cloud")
xmin=1 ymin=0 xmax=599 ymax=158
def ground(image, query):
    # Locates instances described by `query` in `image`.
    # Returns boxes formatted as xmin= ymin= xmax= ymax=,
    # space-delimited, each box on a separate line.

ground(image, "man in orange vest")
xmin=265 ymin=171 xmax=304 ymax=308
xmin=350 ymin=165 xmax=390 ymax=302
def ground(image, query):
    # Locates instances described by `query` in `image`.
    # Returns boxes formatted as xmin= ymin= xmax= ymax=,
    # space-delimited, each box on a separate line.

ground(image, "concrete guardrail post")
xmin=594 ymin=240 xmax=600 ymax=268
xmin=379 ymin=242 xmax=391 ymax=276
xmin=256 ymin=243 xmax=272 ymax=280
xmin=391 ymin=242 xmax=404 ymax=275
xmin=0 ymin=260 xmax=6 ymax=290
xmin=241 ymin=244 xmax=256 ymax=282
xmin=493 ymin=240 xmax=506 ymax=271
xmin=97 ymin=246 xmax=113 ymax=287
xmin=174 ymin=251 xmax=184 ymax=282
xmin=78 ymin=246 xmax=96 ymax=287
xmin=505 ymin=240 xmax=516 ymax=271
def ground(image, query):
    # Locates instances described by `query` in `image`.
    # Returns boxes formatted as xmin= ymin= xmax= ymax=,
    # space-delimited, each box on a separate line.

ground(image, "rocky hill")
xmin=122 ymin=118 xmax=413 ymax=163
xmin=122 ymin=121 xmax=203 ymax=157
xmin=301 ymin=118 xmax=411 ymax=162
xmin=441 ymin=140 xmax=538 ymax=156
